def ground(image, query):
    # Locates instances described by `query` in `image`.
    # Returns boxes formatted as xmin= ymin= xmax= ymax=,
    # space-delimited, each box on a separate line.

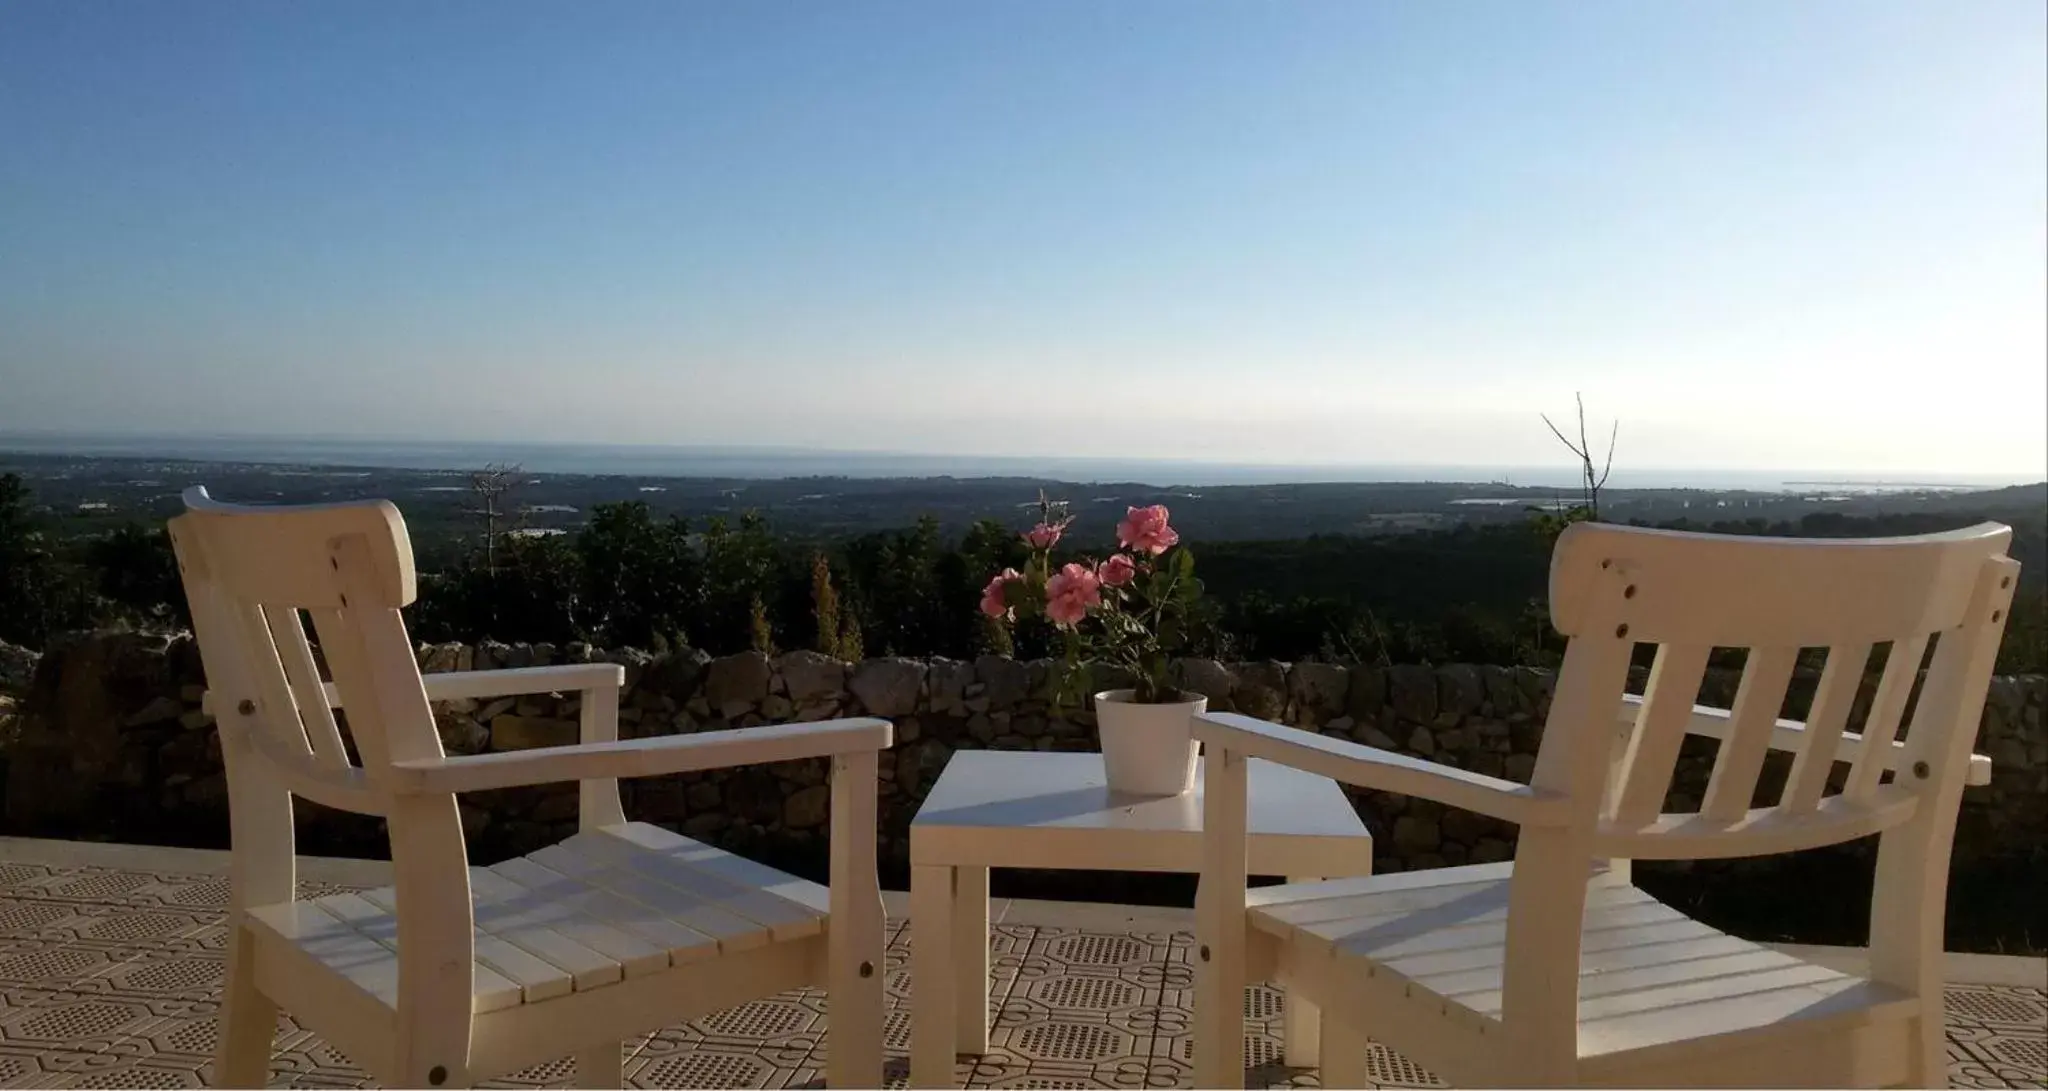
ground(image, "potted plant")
xmin=979 ymin=495 xmax=1208 ymax=795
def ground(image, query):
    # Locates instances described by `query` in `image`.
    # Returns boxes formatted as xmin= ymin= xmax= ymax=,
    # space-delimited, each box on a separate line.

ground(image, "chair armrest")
xmin=419 ymin=663 xmax=625 ymax=702
xmin=1194 ymin=712 xmax=1569 ymax=827
xmin=386 ymin=717 xmax=893 ymax=795
xmin=201 ymin=664 xmax=627 ymax=718
xmin=1614 ymin=695 xmax=1992 ymax=787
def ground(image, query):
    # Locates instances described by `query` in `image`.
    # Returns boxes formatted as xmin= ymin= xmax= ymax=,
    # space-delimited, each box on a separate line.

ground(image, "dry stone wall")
xmin=3 ymin=633 xmax=2042 ymax=884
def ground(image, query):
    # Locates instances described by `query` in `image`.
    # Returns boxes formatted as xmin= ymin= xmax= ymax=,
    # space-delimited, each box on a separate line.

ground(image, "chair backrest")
xmin=1537 ymin=519 xmax=2015 ymax=861
xmin=1491 ymin=520 xmax=2017 ymax=1055
xmin=169 ymin=485 xmax=444 ymax=820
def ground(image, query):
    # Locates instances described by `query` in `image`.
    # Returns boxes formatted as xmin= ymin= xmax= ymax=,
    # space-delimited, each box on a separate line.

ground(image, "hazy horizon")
xmin=3 ymin=2 xmax=2043 ymax=478
xmin=2 ymin=429 xmax=2036 ymax=492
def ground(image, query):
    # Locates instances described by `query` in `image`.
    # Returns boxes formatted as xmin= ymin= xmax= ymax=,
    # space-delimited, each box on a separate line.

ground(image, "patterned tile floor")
xmin=0 ymin=857 xmax=2040 ymax=1088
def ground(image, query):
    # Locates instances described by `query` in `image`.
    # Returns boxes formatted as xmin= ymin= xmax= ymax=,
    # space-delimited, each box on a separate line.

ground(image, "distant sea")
xmin=0 ymin=432 xmax=2030 ymax=493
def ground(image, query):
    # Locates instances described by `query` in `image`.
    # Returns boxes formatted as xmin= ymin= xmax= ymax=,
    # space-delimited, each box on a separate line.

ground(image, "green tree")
xmin=86 ymin=523 xmax=187 ymax=629
xmin=810 ymin=551 xmax=841 ymax=656
xmin=748 ymin=592 xmax=777 ymax=655
xmin=576 ymin=502 xmax=701 ymax=647
xmin=701 ymin=512 xmax=782 ymax=653
xmin=808 ymin=551 xmax=868 ymax=659
xmin=0 ymin=473 xmax=91 ymax=648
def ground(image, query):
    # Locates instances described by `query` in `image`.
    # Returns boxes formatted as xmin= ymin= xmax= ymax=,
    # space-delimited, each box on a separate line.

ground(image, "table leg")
xmin=1283 ymin=876 xmax=1322 ymax=1069
xmin=1321 ymin=1010 xmax=1372 ymax=1089
xmin=953 ymin=866 xmax=990 ymax=1054
xmin=909 ymin=864 xmax=957 ymax=1089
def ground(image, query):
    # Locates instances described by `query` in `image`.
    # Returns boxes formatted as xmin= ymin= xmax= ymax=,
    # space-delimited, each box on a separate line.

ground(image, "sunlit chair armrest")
xmin=385 ymin=717 xmax=893 ymax=795
xmin=1193 ymin=712 xmax=1569 ymax=826
xmin=418 ymin=663 xmax=626 ymax=701
xmin=203 ymin=664 xmax=626 ymax=718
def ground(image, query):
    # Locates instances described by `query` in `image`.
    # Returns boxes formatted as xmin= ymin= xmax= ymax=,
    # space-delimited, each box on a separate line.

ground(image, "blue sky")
xmin=2 ymin=1 xmax=2043 ymax=476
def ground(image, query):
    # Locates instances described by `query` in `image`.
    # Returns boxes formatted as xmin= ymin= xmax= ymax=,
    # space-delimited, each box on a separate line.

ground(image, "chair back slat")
xmin=170 ymin=486 xmax=440 ymax=796
xmin=1779 ymin=642 xmax=1870 ymax=814
xmin=1700 ymin=646 xmax=1799 ymax=821
xmin=1842 ymin=635 xmax=1930 ymax=801
xmin=303 ymin=582 xmax=440 ymax=773
xmin=1608 ymin=643 xmax=1710 ymax=826
xmin=266 ymin=606 xmax=352 ymax=767
xmin=222 ymin=598 xmax=319 ymax=762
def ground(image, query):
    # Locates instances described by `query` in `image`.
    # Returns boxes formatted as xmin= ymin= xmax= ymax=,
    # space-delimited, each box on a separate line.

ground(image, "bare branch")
xmin=1597 ymin=419 xmax=1618 ymax=491
xmin=1541 ymin=394 xmax=1617 ymax=522
xmin=1540 ymin=413 xmax=1585 ymax=457
xmin=465 ymin=462 xmax=524 ymax=574
xmin=1576 ymin=392 xmax=1591 ymax=467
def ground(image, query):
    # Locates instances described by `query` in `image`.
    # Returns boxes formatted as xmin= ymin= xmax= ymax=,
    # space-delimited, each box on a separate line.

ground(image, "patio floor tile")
xmin=0 ymin=856 xmax=2035 ymax=1088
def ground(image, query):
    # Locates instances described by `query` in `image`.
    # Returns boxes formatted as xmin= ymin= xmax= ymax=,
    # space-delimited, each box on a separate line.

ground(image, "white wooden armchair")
xmin=169 ymin=486 xmax=889 ymax=1088
xmin=1195 ymin=521 xmax=2018 ymax=1089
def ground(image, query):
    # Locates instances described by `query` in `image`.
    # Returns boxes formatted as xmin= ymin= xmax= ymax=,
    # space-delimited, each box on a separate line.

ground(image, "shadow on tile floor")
xmin=0 ymin=861 xmax=2040 ymax=1089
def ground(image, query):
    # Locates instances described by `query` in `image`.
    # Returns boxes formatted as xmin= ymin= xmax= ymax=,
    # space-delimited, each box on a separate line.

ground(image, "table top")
xmin=909 ymin=749 xmax=1373 ymax=877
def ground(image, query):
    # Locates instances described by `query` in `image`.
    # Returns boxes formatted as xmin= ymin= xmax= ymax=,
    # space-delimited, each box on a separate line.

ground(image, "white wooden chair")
xmin=1194 ymin=521 xmax=2018 ymax=1089
xmin=168 ymin=486 xmax=889 ymax=1089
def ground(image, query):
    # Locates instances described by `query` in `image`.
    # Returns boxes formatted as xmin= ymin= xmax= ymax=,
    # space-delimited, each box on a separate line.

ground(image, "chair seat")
xmin=248 ymin=822 xmax=829 ymax=1014
xmin=1247 ymin=862 xmax=1915 ymax=1062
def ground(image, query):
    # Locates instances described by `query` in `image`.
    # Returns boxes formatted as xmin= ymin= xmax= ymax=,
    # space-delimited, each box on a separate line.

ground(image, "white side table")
xmin=907 ymin=750 xmax=1374 ymax=1088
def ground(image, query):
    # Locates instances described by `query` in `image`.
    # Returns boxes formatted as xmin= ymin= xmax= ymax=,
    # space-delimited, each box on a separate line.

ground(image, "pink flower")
xmin=1043 ymin=562 xmax=1102 ymax=627
xmin=979 ymin=568 xmax=1022 ymax=620
xmin=1115 ymin=505 xmax=1180 ymax=555
xmin=1023 ymin=521 xmax=1065 ymax=550
xmin=1097 ymin=553 xmax=1137 ymax=587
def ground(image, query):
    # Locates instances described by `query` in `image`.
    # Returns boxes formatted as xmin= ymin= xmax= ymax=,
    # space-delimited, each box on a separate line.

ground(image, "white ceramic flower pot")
xmin=1094 ymin=689 xmax=1207 ymax=796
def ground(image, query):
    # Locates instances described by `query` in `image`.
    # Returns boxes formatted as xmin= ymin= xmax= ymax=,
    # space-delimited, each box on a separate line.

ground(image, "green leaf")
xmin=1174 ymin=548 xmax=1196 ymax=580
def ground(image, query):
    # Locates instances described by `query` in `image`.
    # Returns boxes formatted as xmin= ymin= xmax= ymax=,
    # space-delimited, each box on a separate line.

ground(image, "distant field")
xmin=6 ymin=451 xmax=2042 ymax=559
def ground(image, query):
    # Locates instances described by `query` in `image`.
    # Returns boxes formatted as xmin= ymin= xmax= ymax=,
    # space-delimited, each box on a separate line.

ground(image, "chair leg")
xmin=575 ymin=1042 xmax=624 ymax=1089
xmin=1282 ymin=986 xmax=1321 ymax=1070
xmin=1910 ymin=1009 xmax=1945 ymax=1090
xmin=1281 ymin=876 xmax=1321 ymax=1068
xmin=907 ymin=865 xmax=957 ymax=1089
xmin=214 ymin=924 xmax=276 ymax=1089
xmin=827 ymin=900 xmax=887 ymax=1088
xmin=1320 ymin=1015 xmax=1371 ymax=1091
xmin=952 ymin=866 xmax=990 ymax=1055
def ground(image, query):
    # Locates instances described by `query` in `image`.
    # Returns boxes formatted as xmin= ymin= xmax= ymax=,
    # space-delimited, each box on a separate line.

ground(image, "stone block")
xmin=851 ymin=657 xmax=926 ymax=717
xmin=123 ymin=696 xmax=183 ymax=728
xmin=420 ymin=643 xmax=464 ymax=674
xmin=1392 ymin=815 xmax=1441 ymax=854
xmin=785 ymin=785 xmax=831 ymax=829
xmin=702 ymin=651 xmax=771 ymax=708
xmin=779 ymin=650 xmax=849 ymax=704
xmin=1438 ymin=664 xmax=1484 ymax=717
xmin=928 ymin=658 xmax=975 ymax=712
xmin=1388 ymin=664 xmax=1437 ymax=724
xmin=1346 ymin=666 xmax=1387 ymax=721
xmin=436 ymin=710 xmax=489 ymax=755
xmin=1235 ymin=681 xmax=1286 ymax=721
xmin=976 ymin=656 xmax=1030 ymax=707
xmin=1479 ymin=665 xmax=1518 ymax=714
xmin=491 ymin=715 xmax=579 ymax=751
xmin=1290 ymin=662 xmax=1349 ymax=717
